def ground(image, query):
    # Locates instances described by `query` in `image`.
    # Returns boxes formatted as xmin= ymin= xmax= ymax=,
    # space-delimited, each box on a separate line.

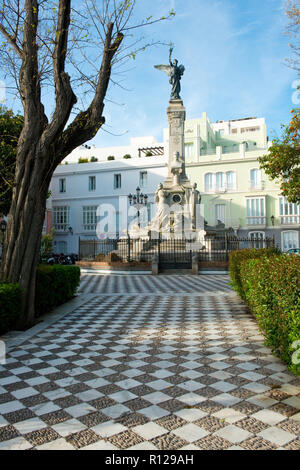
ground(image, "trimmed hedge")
xmin=0 ymin=283 xmax=22 ymax=335
xmin=0 ymin=265 xmax=80 ymax=333
xmin=35 ymin=265 xmax=80 ymax=316
xmin=229 ymin=247 xmax=280 ymax=299
xmin=230 ymin=250 xmax=300 ymax=376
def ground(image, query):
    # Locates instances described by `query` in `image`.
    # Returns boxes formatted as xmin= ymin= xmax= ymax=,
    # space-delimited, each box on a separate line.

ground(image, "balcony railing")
xmin=246 ymin=216 xmax=266 ymax=226
xmin=54 ymin=223 xmax=68 ymax=231
xmin=280 ymin=215 xmax=300 ymax=225
xmin=83 ymin=224 xmax=97 ymax=231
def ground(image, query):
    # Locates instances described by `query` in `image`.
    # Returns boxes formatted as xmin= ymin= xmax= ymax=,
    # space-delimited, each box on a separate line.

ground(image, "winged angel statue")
xmin=155 ymin=46 xmax=185 ymax=100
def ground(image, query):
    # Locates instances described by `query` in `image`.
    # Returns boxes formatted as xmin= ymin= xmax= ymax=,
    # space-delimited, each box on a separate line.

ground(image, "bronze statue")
xmin=155 ymin=45 xmax=185 ymax=100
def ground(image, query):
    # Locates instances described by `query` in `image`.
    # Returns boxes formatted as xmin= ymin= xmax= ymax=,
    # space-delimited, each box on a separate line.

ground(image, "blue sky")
xmin=3 ymin=0 xmax=298 ymax=147
xmin=97 ymin=0 xmax=297 ymax=147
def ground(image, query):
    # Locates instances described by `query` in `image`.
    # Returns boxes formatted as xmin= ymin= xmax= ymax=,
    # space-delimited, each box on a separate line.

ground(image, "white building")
xmin=49 ymin=113 xmax=300 ymax=254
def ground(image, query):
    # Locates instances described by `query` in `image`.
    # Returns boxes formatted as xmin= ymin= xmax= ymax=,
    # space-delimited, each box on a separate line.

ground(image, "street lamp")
xmin=128 ymin=186 xmax=148 ymax=229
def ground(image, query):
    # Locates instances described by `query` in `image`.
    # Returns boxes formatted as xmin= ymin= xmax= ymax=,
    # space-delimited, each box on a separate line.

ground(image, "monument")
xmin=128 ymin=46 xmax=205 ymax=243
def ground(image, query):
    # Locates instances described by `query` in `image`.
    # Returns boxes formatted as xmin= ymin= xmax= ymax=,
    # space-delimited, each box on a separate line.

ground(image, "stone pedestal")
xmin=165 ymin=100 xmax=188 ymax=186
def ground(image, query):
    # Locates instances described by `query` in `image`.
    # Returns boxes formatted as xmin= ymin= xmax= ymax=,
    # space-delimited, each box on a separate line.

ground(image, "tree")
xmin=0 ymin=0 xmax=174 ymax=327
xmin=0 ymin=106 xmax=23 ymax=215
xmin=285 ymin=0 xmax=300 ymax=70
xmin=259 ymin=109 xmax=300 ymax=204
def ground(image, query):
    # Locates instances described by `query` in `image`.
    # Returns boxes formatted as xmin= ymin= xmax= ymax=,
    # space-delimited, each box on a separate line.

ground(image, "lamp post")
xmin=128 ymin=187 xmax=148 ymax=229
xmin=271 ymin=215 xmax=275 ymax=227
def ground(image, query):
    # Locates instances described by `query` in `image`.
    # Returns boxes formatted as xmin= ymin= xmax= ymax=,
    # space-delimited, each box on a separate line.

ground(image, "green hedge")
xmin=230 ymin=251 xmax=300 ymax=376
xmin=229 ymin=247 xmax=280 ymax=299
xmin=0 ymin=265 xmax=80 ymax=334
xmin=0 ymin=283 xmax=22 ymax=335
xmin=35 ymin=265 xmax=80 ymax=316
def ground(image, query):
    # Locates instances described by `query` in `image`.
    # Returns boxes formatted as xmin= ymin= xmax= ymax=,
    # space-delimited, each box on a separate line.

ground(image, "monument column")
xmin=166 ymin=99 xmax=188 ymax=184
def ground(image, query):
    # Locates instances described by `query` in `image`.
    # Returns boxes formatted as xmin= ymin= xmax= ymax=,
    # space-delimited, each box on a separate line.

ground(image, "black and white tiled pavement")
xmin=0 ymin=274 xmax=300 ymax=450
xmin=78 ymin=273 xmax=232 ymax=294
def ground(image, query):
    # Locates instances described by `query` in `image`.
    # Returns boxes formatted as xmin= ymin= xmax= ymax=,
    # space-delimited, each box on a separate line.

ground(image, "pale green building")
xmin=169 ymin=113 xmax=300 ymax=251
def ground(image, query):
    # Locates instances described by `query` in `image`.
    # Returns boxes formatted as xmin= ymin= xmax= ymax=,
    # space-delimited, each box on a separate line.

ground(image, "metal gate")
xmin=158 ymin=239 xmax=192 ymax=270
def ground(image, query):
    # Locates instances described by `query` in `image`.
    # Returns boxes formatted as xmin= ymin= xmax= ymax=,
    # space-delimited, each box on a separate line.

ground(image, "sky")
xmin=2 ymin=0 xmax=298 ymax=147
xmin=97 ymin=0 xmax=298 ymax=147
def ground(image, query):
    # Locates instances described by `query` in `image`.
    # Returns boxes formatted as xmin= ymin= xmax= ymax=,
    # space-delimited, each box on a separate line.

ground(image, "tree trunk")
xmin=0 ymin=142 xmax=53 ymax=328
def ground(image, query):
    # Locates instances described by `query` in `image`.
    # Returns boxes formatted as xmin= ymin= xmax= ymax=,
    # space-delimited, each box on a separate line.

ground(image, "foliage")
xmin=40 ymin=228 xmax=55 ymax=262
xmin=0 ymin=283 xmax=22 ymax=335
xmin=229 ymin=247 xmax=281 ymax=299
xmin=145 ymin=151 xmax=153 ymax=157
xmin=259 ymin=108 xmax=300 ymax=204
xmin=107 ymin=155 xmax=115 ymax=160
xmin=90 ymin=156 xmax=98 ymax=162
xmin=0 ymin=0 xmax=175 ymax=326
xmin=35 ymin=265 xmax=80 ymax=317
xmin=0 ymin=106 xmax=24 ymax=215
xmin=285 ymin=0 xmax=300 ymax=70
xmin=123 ymin=154 xmax=131 ymax=159
xmin=0 ymin=265 xmax=80 ymax=333
xmin=239 ymin=254 xmax=300 ymax=376
xmin=78 ymin=157 xmax=89 ymax=164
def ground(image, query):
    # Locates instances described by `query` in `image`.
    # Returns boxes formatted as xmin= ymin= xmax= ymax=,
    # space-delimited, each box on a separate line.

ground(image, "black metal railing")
xmin=78 ymin=236 xmax=275 ymax=264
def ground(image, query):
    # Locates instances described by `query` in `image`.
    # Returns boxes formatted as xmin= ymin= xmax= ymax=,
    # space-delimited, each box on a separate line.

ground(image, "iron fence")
xmin=79 ymin=236 xmax=275 ymax=264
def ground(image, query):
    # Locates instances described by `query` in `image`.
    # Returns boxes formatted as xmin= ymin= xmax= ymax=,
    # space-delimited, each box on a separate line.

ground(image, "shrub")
xmin=145 ymin=151 xmax=153 ymax=157
xmin=78 ymin=157 xmax=89 ymax=163
xmin=239 ymin=254 xmax=300 ymax=375
xmin=95 ymin=253 xmax=105 ymax=262
xmin=105 ymin=252 xmax=123 ymax=263
xmin=107 ymin=156 xmax=115 ymax=160
xmin=90 ymin=156 xmax=98 ymax=162
xmin=229 ymin=247 xmax=280 ymax=299
xmin=0 ymin=283 xmax=22 ymax=335
xmin=123 ymin=154 xmax=131 ymax=159
xmin=35 ymin=265 xmax=80 ymax=316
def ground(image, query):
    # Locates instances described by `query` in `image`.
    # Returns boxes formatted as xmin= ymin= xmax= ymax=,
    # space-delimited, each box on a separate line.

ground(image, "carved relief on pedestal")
xmin=171 ymin=136 xmax=181 ymax=146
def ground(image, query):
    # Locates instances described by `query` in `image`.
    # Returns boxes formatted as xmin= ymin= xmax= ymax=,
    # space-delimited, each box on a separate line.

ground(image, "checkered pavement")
xmin=78 ymin=273 xmax=232 ymax=294
xmin=0 ymin=276 xmax=300 ymax=450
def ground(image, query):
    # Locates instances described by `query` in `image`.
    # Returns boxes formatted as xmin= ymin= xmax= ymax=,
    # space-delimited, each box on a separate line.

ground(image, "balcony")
xmin=246 ymin=216 xmax=266 ymax=227
xmin=83 ymin=224 xmax=97 ymax=231
xmin=54 ymin=223 xmax=68 ymax=232
xmin=280 ymin=215 xmax=300 ymax=225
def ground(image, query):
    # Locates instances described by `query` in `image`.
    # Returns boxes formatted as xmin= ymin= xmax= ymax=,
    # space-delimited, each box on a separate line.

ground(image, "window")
xmin=248 ymin=231 xmax=265 ymax=248
xmin=89 ymin=176 xmax=96 ymax=191
xmin=83 ymin=206 xmax=98 ymax=231
xmin=205 ymin=173 xmax=213 ymax=192
xmin=282 ymin=231 xmax=299 ymax=252
xmin=246 ymin=197 xmax=265 ymax=225
xmin=250 ymin=169 xmax=262 ymax=189
xmin=219 ymin=129 xmax=225 ymax=136
xmin=231 ymin=128 xmax=238 ymax=134
xmin=59 ymin=178 xmax=66 ymax=193
xmin=185 ymin=143 xmax=194 ymax=159
xmin=241 ymin=126 xmax=260 ymax=133
xmin=139 ymin=171 xmax=147 ymax=188
xmin=114 ymin=174 xmax=121 ymax=189
xmin=215 ymin=204 xmax=226 ymax=224
xmin=205 ymin=171 xmax=237 ymax=192
xmin=279 ymin=197 xmax=299 ymax=224
xmin=226 ymin=171 xmax=236 ymax=190
xmin=53 ymin=206 xmax=70 ymax=231
xmin=215 ymin=172 xmax=224 ymax=191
